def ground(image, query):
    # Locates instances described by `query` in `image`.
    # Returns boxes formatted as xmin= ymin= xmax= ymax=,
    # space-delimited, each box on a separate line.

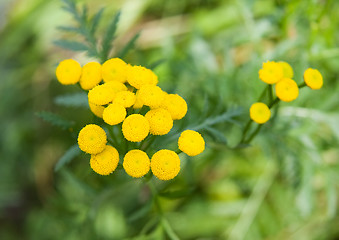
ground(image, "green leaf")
xmin=54 ymin=145 xmax=81 ymax=172
xmin=101 ymin=11 xmax=121 ymax=60
xmin=36 ymin=111 xmax=75 ymax=130
xmin=148 ymin=59 xmax=166 ymax=70
xmin=204 ymin=126 xmax=227 ymax=144
xmin=91 ymin=8 xmax=104 ymax=34
xmin=54 ymin=39 xmax=89 ymax=52
xmin=118 ymin=32 xmax=140 ymax=58
xmin=57 ymin=26 xmax=81 ymax=34
xmin=54 ymin=92 xmax=88 ymax=108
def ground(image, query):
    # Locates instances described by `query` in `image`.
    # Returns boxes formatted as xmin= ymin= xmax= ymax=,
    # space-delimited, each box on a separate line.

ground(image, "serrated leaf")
xmin=118 ymin=32 xmax=140 ymax=58
xmin=36 ymin=111 xmax=75 ymax=130
xmin=91 ymin=8 xmax=104 ymax=34
xmin=54 ymin=92 xmax=88 ymax=108
xmin=204 ymin=126 xmax=227 ymax=144
xmin=54 ymin=145 xmax=81 ymax=172
xmin=101 ymin=11 xmax=121 ymax=60
xmin=54 ymin=39 xmax=89 ymax=51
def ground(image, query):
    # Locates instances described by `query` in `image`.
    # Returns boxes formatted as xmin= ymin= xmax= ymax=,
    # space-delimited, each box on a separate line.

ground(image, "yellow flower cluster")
xmin=57 ymin=57 xmax=205 ymax=180
xmin=251 ymin=61 xmax=323 ymax=124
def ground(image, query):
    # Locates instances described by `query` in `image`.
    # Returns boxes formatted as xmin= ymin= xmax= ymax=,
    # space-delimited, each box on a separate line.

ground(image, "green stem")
xmin=268 ymin=98 xmax=280 ymax=108
xmin=107 ymin=126 xmax=118 ymax=147
xmin=268 ymin=85 xmax=273 ymax=103
xmin=298 ymin=82 xmax=307 ymax=88
xmin=175 ymin=149 xmax=182 ymax=154
xmin=141 ymin=135 xmax=157 ymax=151
xmin=258 ymin=85 xmax=269 ymax=102
xmin=240 ymin=120 xmax=253 ymax=143
xmin=244 ymin=124 xmax=263 ymax=144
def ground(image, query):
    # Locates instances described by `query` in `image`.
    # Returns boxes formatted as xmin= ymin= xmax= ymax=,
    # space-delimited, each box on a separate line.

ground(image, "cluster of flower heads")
xmin=250 ymin=61 xmax=323 ymax=124
xmin=56 ymin=58 xmax=205 ymax=180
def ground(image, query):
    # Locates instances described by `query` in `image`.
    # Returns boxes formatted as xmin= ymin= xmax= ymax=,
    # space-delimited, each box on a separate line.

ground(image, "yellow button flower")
xmin=249 ymin=102 xmax=271 ymax=124
xmin=138 ymin=85 xmax=166 ymax=109
xmin=145 ymin=108 xmax=173 ymax=135
xmin=275 ymin=78 xmax=299 ymax=102
xmin=122 ymin=114 xmax=150 ymax=142
xmin=78 ymin=124 xmax=107 ymax=154
xmin=90 ymin=145 xmax=119 ymax=175
xmin=304 ymin=68 xmax=323 ymax=90
xmin=89 ymin=102 xmax=105 ymax=118
xmin=113 ymin=91 xmax=136 ymax=108
xmin=278 ymin=61 xmax=294 ymax=79
xmin=151 ymin=150 xmax=180 ymax=180
xmin=79 ymin=62 xmax=102 ymax=90
xmin=123 ymin=150 xmax=150 ymax=178
xmin=161 ymin=94 xmax=187 ymax=120
xmin=258 ymin=61 xmax=284 ymax=84
xmin=102 ymin=58 xmax=129 ymax=83
xmin=133 ymin=90 xmax=144 ymax=109
xmin=105 ymin=80 xmax=128 ymax=92
xmin=127 ymin=65 xmax=158 ymax=89
xmin=178 ymin=130 xmax=205 ymax=156
xmin=56 ymin=59 xmax=82 ymax=85
xmin=103 ymin=103 xmax=126 ymax=125
xmin=88 ymin=81 xmax=127 ymax=106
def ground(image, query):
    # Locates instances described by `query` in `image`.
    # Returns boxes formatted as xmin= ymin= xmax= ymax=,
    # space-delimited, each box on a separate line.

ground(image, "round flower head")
xmin=79 ymin=62 xmax=102 ymax=90
xmin=275 ymin=78 xmax=299 ymax=102
xmin=151 ymin=150 xmax=180 ymax=181
xmin=127 ymin=65 xmax=158 ymax=89
xmin=90 ymin=145 xmax=119 ymax=175
xmin=102 ymin=58 xmax=129 ymax=83
xmin=161 ymin=94 xmax=187 ymax=120
xmin=249 ymin=102 xmax=271 ymax=124
xmin=133 ymin=90 xmax=144 ymax=109
xmin=138 ymin=85 xmax=166 ymax=109
xmin=258 ymin=61 xmax=284 ymax=84
xmin=178 ymin=130 xmax=205 ymax=156
xmin=105 ymin=80 xmax=128 ymax=92
xmin=113 ymin=91 xmax=136 ymax=108
xmin=78 ymin=124 xmax=107 ymax=154
xmin=56 ymin=59 xmax=82 ymax=85
xmin=88 ymin=81 xmax=126 ymax=106
xmin=278 ymin=61 xmax=294 ymax=79
xmin=304 ymin=68 xmax=323 ymax=90
xmin=123 ymin=150 xmax=150 ymax=178
xmin=89 ymin=102 xmax=104 ymax=118
xmin=122 ymin=114 xmax=150 ymax=142
xmin=103 ymin=103 xmax=126 ymax=125
xmin=145 ymin=108 xmax=173 ymax=135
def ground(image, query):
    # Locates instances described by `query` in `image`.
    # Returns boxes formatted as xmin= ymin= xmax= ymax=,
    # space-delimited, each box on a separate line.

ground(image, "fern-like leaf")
xmin=54 ymin=92 xmax=88 ymax=108
xmin=54 ymin=145 xmax=81 ymax=172
xmin=36 ymin=111 xmax=75 ymax=130
xmin=101 ymin=11 xmax=121 ymax=61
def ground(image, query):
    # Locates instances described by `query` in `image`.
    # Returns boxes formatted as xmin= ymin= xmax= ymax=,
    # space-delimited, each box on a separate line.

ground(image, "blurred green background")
xmin=1 ymin=0 xmax=339 ymax=239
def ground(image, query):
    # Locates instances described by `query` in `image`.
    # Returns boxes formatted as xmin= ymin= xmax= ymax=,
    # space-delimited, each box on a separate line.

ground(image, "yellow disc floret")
xmin=103 ymin=103 xmax=127 ymax=125
xmin=56 ymin=59 xmax=82 ymax=85
xmin=133 ymin=90 xmax=144 ymax=109
xmin=178 ymin=130 xmax=205 ymax=156
xmin=123 ymin=150 xmax=150 ymax=178
xmin=275 ymin=78 xmax=299 ymax=102
xmin=88 ymin=81 xmax=127 ymax=106
xmin=90 ymin=145 xmax=119 ymax=175
xmin=278 ymin=61 xmax=294 ymax=79
xmin=79 ymin=62 xmax=102 ymax=90
xmin=138 ymin=85 xmax=166 ymax=109
xmin=258 ymin=61 xmax=284 ymax=84
xmin=127 ymin=65 xmax=158 ymax=89
xmin=122 ymin=114 xmax=150 ymax=142
xmin=249 ymin=102 xmax=271 ymax=124
xmin=161 ymin=94 xmax=187 ymax=120
xmin=78 ymin=124 xmax=107 ymax=154
xmin=145 ymin=108 xmax=173 ymax=135
xmin=102 ymin=58 xmax=129 ymax=83
xmin=113 ymin=91 xmax=136 ymax=108
xmin=89 ymin=102 xmax=105 ymax=118
xmin=151 ymin=150 xmax=180 ymax=180
xmin=304 ymin=68 xmax=323 ymax=90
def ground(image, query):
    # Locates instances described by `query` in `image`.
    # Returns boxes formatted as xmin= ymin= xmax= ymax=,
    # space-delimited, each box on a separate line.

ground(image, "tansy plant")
xmin=57 ymin=57 xmax=205 ymax=180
